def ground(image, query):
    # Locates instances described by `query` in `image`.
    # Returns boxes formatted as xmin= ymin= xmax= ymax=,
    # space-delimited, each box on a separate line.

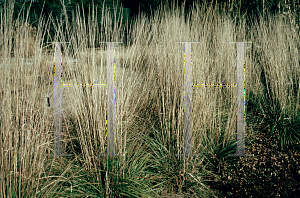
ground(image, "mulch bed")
xmin=205 ymin=120 xmax=300 ymax=198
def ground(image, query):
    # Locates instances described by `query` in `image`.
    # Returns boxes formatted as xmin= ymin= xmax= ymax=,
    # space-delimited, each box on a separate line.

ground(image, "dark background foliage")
xmin=0 ymin=0 xmax=297 ymax=51
xmin=1 ymin=0 xmax=299 ymax=38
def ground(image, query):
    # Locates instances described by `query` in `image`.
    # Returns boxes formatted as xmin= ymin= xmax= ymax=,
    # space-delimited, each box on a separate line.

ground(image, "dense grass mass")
xmin=0 ymin=0 xmax=300 ymax=197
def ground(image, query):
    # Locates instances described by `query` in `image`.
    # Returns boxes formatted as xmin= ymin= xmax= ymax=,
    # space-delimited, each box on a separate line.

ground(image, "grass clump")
xmin=0 ymin=0 xmax=299 ymax=197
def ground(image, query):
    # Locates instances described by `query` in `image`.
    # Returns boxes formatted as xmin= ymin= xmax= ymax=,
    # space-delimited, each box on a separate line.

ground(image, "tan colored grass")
xmin=0 ymin=0 xmax=299 ymax=197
